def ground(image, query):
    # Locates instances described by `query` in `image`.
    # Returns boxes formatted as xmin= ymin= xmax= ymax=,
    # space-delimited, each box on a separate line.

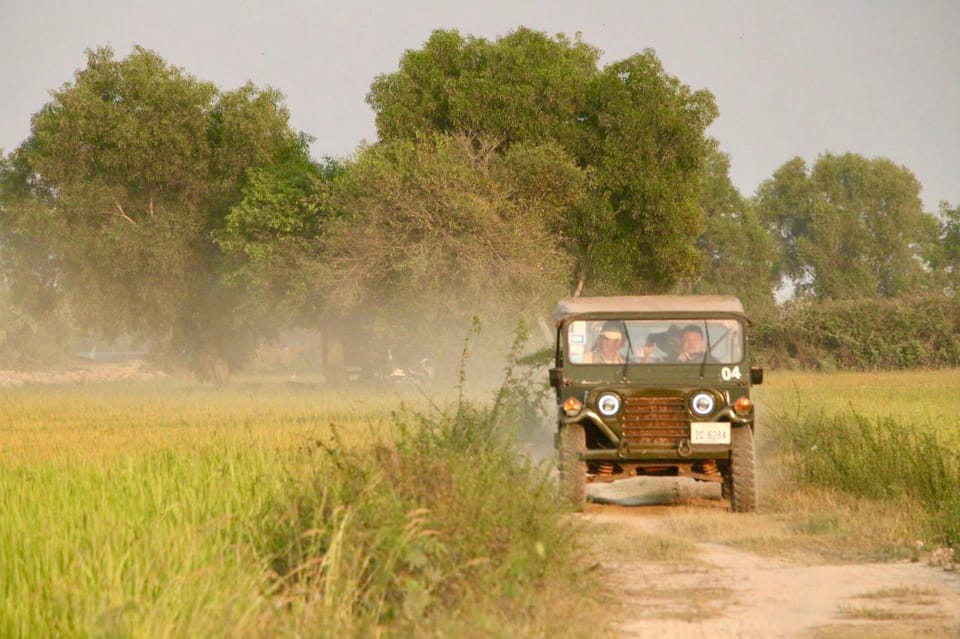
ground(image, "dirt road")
xmin=584 ymin=478 xmax=960 ymax=638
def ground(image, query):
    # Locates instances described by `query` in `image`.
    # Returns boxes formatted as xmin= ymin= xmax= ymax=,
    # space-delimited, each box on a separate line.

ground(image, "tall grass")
xmin=0 ymin=439 xmax=283 ymax=637
xmin=0 ymin=356 xmax=597 ymax=636
xmin=772 ymin=400 xmax=960 ymax=546
xmin=256 ymin=398 xmax=588 ymax=637
xmin=254 ymin=324 xmax=594 ymax=637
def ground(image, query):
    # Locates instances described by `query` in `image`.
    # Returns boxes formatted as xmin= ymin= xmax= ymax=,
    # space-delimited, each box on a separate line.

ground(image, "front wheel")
xmin=558 ymin=423 xmax=587 ymax=511
xmin=729 ymin=425 xmax=758 ymax=512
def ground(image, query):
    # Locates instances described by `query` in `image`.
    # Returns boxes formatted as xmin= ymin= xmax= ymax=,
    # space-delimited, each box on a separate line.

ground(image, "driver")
xmin=583 ymin=321 xmax=626 ymax=364
xmin=673 ymin=324 xmax=717 ymax=363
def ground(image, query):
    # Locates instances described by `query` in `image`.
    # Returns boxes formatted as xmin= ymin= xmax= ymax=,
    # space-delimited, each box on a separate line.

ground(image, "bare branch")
xmin=573 ymin=276 xmax=585 ymax=298
xmin=113 ymin=202 xmax=137 ymax=226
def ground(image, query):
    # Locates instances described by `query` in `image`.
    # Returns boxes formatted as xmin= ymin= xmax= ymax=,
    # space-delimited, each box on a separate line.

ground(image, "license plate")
xmin=690 ymin=422 xmax=730 ymax=444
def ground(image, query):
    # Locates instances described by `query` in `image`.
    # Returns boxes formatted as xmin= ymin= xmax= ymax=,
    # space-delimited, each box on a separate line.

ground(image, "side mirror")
xmin=750 ymin=366 xmax=764 ymax=385
xmin=548 ymin=367 xmax=562 ymax=388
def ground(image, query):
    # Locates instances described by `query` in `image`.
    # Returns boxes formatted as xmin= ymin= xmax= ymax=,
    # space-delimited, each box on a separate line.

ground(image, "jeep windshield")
xmin=565 ymin=318 xmax=744 ymax=365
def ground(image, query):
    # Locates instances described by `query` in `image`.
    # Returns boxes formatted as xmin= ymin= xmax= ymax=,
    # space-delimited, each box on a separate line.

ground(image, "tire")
xmin=729 ymin=425 xmax=758 ymax=512
xmin=559 ymin=423 xmax=587 ymax=511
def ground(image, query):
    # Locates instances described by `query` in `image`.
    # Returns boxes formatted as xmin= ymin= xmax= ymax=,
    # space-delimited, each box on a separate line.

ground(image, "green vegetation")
xmin=754 ymin=294 xmax=960 ymax=370
xmin=1 ymin=27 xmax=958 ymax=374
xmin=366 ymin=28 xmax=718 ymax=293
xmin=0 ymin=364 xmax=958 ymax=635
xmin=0 ymin=46 xmax=311 ymax=377
xmin=0 ymin=377 xmax=600 ymax=638
xmin=759 ymin=370 xmax=960 ymax=549
xmin=756 ymin=154 xmax=933 ymax=300
xmin=768 ymin=407 xmax=960 ymax=547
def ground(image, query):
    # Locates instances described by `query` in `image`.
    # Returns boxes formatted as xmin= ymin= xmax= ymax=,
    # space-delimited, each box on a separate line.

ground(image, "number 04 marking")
xmin=721 ymin=366 xmax=742 ymax=381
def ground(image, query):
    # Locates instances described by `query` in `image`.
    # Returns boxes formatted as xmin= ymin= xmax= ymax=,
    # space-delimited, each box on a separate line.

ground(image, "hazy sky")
xmin=2 ymin=0 xmax=958 ymax=211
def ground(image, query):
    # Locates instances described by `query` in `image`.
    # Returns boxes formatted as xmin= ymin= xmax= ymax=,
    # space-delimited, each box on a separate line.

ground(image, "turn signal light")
xmin=562 ymin=397 xmax=583 ymax=417
xmin=733 ymin=396 xmax=753 ymax=415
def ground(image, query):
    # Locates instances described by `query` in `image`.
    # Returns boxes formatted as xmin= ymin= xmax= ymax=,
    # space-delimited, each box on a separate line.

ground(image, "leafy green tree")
xmin=367 ymin=28 xmax=718 ymax=293
xmin=689 ymin=144 xmax=778 ymax=320
xmin=217 ymin=158 xmax=341 ymax=326
xmin=756 ymin=153 xmax=935 ymax=300
xmin=932 ymin=201 xmax=960 ymax=292
xmin=577 ymin=51 xmax=718 ymax=292
xmin=368 ymin=28 xmax=598 ymax=151
xmin=220 ymin=133 xmax=584 ymax=366
xmin=0 ymin=46 xmax=310 ymax=376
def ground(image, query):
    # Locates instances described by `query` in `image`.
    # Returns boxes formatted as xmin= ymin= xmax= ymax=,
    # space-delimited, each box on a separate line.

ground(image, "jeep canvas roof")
xmin=554 ymin=295 xmax=746 ymax=321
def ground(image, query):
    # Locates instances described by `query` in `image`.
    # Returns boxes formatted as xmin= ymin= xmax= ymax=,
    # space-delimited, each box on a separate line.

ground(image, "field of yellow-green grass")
xmin=755 ymin=369 xmax=960 ymax=555
xmin=757 ymin=369 xmax=960 ymax=427
xmin=0 ymin=377 xmax=599 ymax=638
xmin=1 ymin=367 xmax=957 ymax=637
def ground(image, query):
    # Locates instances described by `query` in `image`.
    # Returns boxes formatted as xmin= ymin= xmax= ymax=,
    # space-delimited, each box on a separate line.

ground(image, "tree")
xmin=0 ymin=46 xmax=310 ymax=376
xmin=217 ymin=158 xmax=341 ymax=326
xmin=368 ymin=28 xmax=598 ymax=151
xmin=367 ymin=28 xmax=718 ymax=293
xmin=689 ymin=144 xmax=778 ymax=320
xmin=220 ymin=133 xmax=585 ymax=368
xmin=756 ymin=153 xmax=935 ymax=300
xmin=577 ymin=51 xmax=718 ymax=292
xmin=930 ymin=201 xmax=960 ymax=293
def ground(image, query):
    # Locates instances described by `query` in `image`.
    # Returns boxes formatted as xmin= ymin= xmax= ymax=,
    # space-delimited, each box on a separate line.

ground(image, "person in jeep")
xmin=672 ymin=324 xmax=718 ymax=363
xmin=582 ymin=321 xmax=626 ymax=364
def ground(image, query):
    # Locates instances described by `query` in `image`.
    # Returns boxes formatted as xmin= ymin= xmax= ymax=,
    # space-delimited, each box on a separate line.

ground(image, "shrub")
xmin=254 ymin=330 xmax=593 ymax=637
xmin=754 ymin=294 xmax=960 ymax=370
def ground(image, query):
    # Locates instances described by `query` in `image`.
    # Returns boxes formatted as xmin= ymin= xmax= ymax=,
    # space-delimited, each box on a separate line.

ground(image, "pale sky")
xmin=2 ymin=0 xmax=958 ymax=212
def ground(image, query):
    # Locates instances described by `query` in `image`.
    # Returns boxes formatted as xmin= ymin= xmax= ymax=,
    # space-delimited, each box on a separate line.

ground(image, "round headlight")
xmin=690 ymin=392 xmax=715 ymax=416
xmin=597 ymin=392 xmax=621 ymax=417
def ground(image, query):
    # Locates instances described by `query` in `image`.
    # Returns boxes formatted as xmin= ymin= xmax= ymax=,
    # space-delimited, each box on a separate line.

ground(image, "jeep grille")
xmin=622 ymin=396 xmax=689 ymax=446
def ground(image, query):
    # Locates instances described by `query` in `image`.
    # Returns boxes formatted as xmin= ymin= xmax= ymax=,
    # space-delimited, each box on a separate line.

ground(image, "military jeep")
xmin=548 ymin=295 xmax=763 ymax=512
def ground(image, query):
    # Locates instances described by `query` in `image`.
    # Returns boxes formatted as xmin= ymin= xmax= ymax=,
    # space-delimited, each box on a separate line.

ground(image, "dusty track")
xmin=583 ymin=480 xmax=960 ymax=638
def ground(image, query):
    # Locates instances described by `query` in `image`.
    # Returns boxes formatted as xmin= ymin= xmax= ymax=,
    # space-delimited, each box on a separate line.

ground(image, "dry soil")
xmin=584 ymin=478 xmax=960 ymax=639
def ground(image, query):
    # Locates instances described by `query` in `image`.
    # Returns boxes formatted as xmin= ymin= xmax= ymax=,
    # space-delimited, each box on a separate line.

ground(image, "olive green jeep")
xmin=548 ymin=295 xmax=763 ymax=512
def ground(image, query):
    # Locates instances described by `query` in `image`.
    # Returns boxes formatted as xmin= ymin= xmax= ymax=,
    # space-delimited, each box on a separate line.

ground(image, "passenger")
xmin=672 ymin=324 xmax=717 ymax=363
xmin=636 ymin=339 xmax=659 ymax=363
xmin=583 ymin=321 xmax=626 ymax=364
xmin=639 ymin=325 xmax=681 ymax=362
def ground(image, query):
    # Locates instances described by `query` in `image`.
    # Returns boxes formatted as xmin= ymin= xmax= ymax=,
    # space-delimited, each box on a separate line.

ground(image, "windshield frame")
xmin=562 ymin=316 xmax=746 ymax=366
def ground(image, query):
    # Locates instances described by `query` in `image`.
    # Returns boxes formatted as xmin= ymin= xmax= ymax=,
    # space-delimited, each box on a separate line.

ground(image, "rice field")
xmin=1 ymin=368 xmax=957 ymax=636
xmin=755 ymin=368 xmax=960 ymax=430
xmin=0 ymin=380 xmax=390 ymax=636
xmin=0 ymin=377 xmax=595 ymax=638
xmin=756 ymin=368 xmax=960 ymax=547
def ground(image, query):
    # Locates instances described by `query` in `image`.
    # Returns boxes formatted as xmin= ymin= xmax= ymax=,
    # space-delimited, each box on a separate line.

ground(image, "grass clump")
xmin=253 ymin=329 xmax=599 ymax=637
xmin=768 ymin=408 xmax=960 ymax=548
xmin=256 ymin=397 xmax=593 ymax=637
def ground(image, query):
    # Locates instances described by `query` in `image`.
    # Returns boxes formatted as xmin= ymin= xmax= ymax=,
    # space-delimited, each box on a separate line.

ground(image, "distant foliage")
xmin=688 ymin=143 xmax=779 ymax=324
xmin=0 ymin=288 xmax=72 ymax=368
xmin=5 ymin=35 xmax=960 ymax=376
xmin=756 ymin=154 xmax=937 ymax=300
xmin=754 ymin=295 xmax=960 ymax=370
xmin=0 ymin=46 xmax=311 ymax=376
xmin=925 ymin=201 xmax=960 ymax=293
